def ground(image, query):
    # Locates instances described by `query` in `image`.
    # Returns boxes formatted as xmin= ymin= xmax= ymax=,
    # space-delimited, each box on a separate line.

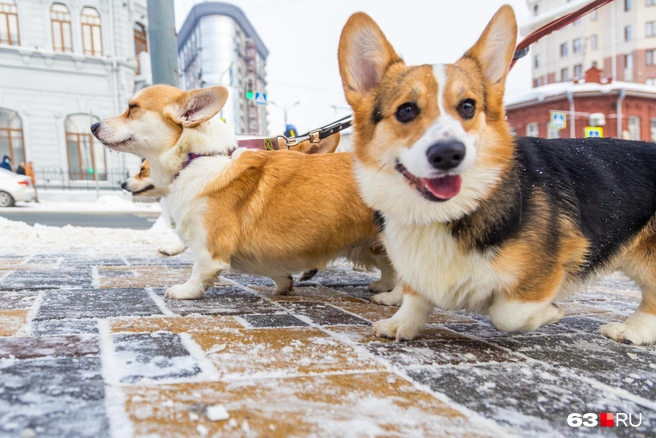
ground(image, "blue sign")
xmin=254 ymin=91 xmax=267 ymax=105
xmin=550 ymin=112 xmax=566 ymax=129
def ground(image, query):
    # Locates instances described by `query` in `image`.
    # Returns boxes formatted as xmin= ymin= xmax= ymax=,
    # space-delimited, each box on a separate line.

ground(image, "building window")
xmin=574 ymin=64 xmax=583 ymax=78
xmin=573 ymin=18 xmax=582 ymax=26
xmin=647 ymin=50 xmax=656 ymax=66
xmin=626 ymin=53 xmax=634 ymax=69
xmin=592 ymin=61 xmax=599 ymax=68
xmin=651 ymin=119 xmax=656 ymax=141
xmin=648 ymin=22 xmax=656 ymax=37
xmin=526 ymin=122 xmax=539 ymax=137
xmin=561 ymin=68 xmax=570 ymax=82
xmin=533 ymin=4 xmax=539 ymax=16
xmin=647 ymin=78 xmax=656 ymax=85
xmin=534 ymin=77 xmax=543 ymax=87
xmin=626 ymin=0 xmax=633 ymax=10
xmin=134 ymin=22 xmax=148 ymax=74
xmin=629 ymin=116 xmax=640 ymax=140
xmin=50 ymin=3 xmax=72 ymax=53
xmin=0 ymin=0 xmax=19 ymax=46
xmin=591 ymin=9 xmax=598 ymax=20
xmin=534 ymin=54 xmax=540 ymax=68
xmin=81 ymin=7 xmax=102 ymax=56
xmin=625 ymin=25 xmax=633 ymax=41
xmin=548 ymin=124 xmax=561 ymax=139
xmin=65 ymin=114 xmax=106 ymax=181
xmin=560 ymin=42 xmax=568 ymax=57
xmin=591 ymin=34 xmax=598 ymax=50
xmin=0 ymin=108 xmax=25 ymax=165
xmin=573 ymin=38 xmax=583 ymax=54
xmin=649 ymin=0 xmax=656 ymax=6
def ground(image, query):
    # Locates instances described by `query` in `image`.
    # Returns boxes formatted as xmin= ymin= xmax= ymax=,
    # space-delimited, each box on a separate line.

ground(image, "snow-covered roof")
xmin=504 ymin=80 xmax=656 ymax=109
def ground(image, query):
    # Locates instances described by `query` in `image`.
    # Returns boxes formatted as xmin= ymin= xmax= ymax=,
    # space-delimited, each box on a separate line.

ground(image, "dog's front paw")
xmin=600 ymin=312 xmax=656 ymax=345
xmin=373 ymin=317 xmax=421 ymax=341
xmin=158 ymin=242 xmax=187 ymax=257
xmin=164 ymin=283 xmax=204 ymax=300
xmin=372 ymin=291 xmax=402 ymax=307
xmin=368 ymin=279 xmax=395 ymax=293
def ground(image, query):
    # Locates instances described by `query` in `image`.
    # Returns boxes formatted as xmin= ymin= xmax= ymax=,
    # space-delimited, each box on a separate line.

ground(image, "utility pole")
xmin=147 ymin=0 xmax=179 ymax=87
xmin=270 ymin=101 xmax=300 ymax=126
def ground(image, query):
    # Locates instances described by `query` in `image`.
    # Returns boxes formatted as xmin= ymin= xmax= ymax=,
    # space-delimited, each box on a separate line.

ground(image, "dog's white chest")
xmin=384 ymin=219 xmax=510 ymax=311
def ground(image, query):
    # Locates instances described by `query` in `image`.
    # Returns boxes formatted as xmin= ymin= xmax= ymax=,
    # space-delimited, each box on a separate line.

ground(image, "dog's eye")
xmin=395 ymin=102 xmax=419 ymax=123
xmin=457 ymin=99 xmax=476 ymax=120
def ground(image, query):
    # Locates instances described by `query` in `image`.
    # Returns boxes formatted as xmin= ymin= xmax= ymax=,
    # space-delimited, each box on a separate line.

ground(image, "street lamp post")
xmin=270 ymin=100 xmax=300 ymax=127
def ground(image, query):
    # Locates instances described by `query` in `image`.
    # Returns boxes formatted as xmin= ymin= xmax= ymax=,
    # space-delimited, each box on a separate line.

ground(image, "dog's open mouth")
xmin=395 ymin=161 xmax=462 ymax=202
xmin=131 ymin=184 xmax=155 ymax=196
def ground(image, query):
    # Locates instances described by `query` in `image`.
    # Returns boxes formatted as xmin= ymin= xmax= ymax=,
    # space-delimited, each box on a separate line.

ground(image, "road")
xmin=0 ymin=210 xmax=160 ymax=229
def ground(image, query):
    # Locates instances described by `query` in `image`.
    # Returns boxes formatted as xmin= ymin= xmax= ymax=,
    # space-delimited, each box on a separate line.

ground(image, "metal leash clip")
xmin=276 ymin=114 xmax=354 ymax=150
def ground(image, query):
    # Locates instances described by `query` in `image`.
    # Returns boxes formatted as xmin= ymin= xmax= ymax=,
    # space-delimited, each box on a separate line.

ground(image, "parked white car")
xmin=0 ymin=168 xmax=35 ymax=207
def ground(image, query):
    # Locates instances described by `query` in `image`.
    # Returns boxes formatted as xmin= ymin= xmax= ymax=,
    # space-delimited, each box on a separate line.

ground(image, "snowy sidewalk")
xmin=0 ymin=230 xmax=655 ymax=436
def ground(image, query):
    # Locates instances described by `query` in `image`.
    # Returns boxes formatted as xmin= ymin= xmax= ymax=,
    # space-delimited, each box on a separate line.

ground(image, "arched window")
xmin=133 ymin=22 xmax=148 ymax=74
xmin=81 ymin=7 xmax=102 ymax=56
xmin=0 ymin=0 xmax=19 ymax=46
xmin=65 ymin=114 xmax=106 ymax=181
xmin=0 ymin=108 xmax=25 ymax=164
xmin=51 ymin=3 xmax=72 ymax=52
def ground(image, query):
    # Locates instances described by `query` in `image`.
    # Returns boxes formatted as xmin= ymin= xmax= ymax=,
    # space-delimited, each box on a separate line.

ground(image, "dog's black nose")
xmin=426 ymin=141 xmax=466 ymax=170
xmin=120 ymin=181 xmax=127 ymax=190
xmin=90 ymin=122 xmax=100 ymax=134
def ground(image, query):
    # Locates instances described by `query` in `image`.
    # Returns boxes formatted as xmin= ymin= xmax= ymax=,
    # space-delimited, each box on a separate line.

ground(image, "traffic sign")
xmin=584 ymin=126 xmax=603 ymax=138
xmin=551 ymin=112 xmax=567 ymax=129
xmin=254 ymin=91 xmax=267 ymax=105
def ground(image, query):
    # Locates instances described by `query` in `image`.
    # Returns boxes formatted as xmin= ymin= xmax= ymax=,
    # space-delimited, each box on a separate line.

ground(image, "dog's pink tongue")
xmin=423 ymin=175 xmax=462 ymax=200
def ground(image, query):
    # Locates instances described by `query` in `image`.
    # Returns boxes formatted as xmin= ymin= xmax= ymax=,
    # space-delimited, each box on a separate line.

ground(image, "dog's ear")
xmin=167 ymin=86 xmax=229 ymax=128
xmin=284 ymin=132 xmax=341 ymax=154
xmin=461 ymin=5 xmax=517 ymax=121
xmin=338 ymin=13 xmax=400 ymax=109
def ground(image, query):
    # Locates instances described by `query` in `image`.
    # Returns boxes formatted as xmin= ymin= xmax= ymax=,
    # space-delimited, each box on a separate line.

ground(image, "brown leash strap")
xmin=510 ymin=0 xmax=615 ymax=70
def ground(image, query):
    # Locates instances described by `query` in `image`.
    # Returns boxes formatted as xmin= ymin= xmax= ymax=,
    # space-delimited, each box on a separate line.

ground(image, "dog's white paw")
xmin=372 ymin=291 xmax=402 ymax=307
xmin=368 ymin=279 xmax=395 ymax=293
xmin=164 ymin=283 xmax=204 ymax=300
xmin=600 ymin=312 xmax=656 ymax=345
xmin=158 ymin=242 xmax=187 ymax=257
xmin=373 ymin=317 xmax=421 ymax=341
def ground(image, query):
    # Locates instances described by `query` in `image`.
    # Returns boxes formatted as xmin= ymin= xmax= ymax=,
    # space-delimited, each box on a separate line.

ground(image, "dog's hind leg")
xmin=165 ymin=248 xmax=229 ymax=300
xmin=299 ymin=269 xmax=318 ymax=282
xmin=602 ymin=229 xmax=656 ymax=345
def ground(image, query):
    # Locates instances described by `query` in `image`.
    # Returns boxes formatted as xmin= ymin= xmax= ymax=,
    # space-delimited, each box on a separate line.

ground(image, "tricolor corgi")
xmin=338 ymin=6 xmax=656 ymax=345
xmin=92 ymin=85 xmax=397 ymax=299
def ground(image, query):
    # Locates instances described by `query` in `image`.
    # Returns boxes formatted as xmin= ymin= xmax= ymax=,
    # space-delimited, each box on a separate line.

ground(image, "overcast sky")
xmin=174 ymin=0 xmax=532 ymax=135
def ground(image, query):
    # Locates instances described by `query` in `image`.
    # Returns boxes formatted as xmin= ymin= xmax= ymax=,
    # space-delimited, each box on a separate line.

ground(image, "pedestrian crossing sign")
xmin=254 ymin=91 xmax=267 ymax=105
xmin=584 ymin=126 xmax=603 ymax=138
xmin=550 ymin=112 xmax=567 ymax=130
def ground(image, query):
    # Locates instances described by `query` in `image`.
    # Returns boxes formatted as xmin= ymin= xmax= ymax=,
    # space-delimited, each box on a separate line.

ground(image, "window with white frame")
xmin=534 ymin=54 xmax=540 ymax=68
xmin=647 ymin=50 xmax=656 ymax=66
xmin=648 ymin=21 xmax=656 ymax=37
xmin=629 ymin=116 xmax=641 ymax=140
xmin=573 ymin=38 xmax=583 ymax=54
xmin=526 ymin=123 xmax=539 ymax=137
xmin=574 ymin=64 xmax=583 ymax=78
xmin=651 ymin=118 xmax=656 ymax=141
xmin=646 ymin=78 xmax=656 ymax=86
xmin=625 ymin=25 xmax=633 ymax=41
xmin=591 ymin=34 xmax=598 ymax=50
xmin=560 ymin=42 xmax=568 ymax=57
xmin=561 ymin=68 xmax=569 ymax=81
xmin=626 ymin=53 xmax=634 ymax=69
xmin=591 ymin=9 xmax=598 ymax=20
xmin=626 ymin=0 xmax=633 ymax=10
xmin=548 ymin=124 xmax=561 ymax=139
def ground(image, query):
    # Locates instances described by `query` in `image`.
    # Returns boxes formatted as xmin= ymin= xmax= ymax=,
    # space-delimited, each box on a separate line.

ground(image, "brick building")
xmin=506 ymin=67 xmax=656 ymax=141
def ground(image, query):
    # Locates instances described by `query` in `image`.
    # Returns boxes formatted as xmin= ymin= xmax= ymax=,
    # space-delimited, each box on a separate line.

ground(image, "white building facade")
xmin=178 ymin=2 xmax=268 ymax=135
xmin=0 ymin=0 xmax=151 ymax=188
xmin=527 ymin=0 xmax=656 ymax=87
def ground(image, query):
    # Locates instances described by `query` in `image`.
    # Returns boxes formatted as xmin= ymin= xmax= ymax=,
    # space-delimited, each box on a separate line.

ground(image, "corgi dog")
xmin=121 ymin=159 xmax=187 ymax=257
xmin=92 ymin=84 xmax=397 ymax=299
xmin=337 ymin=6 xmax=656 ymax=345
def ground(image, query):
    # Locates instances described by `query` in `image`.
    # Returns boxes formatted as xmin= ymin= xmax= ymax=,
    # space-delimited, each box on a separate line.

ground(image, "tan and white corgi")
xmin=92 ymin=85 xmax=397 ymax=299
xmin=338 ymin=6 xmax=656 ymax=345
